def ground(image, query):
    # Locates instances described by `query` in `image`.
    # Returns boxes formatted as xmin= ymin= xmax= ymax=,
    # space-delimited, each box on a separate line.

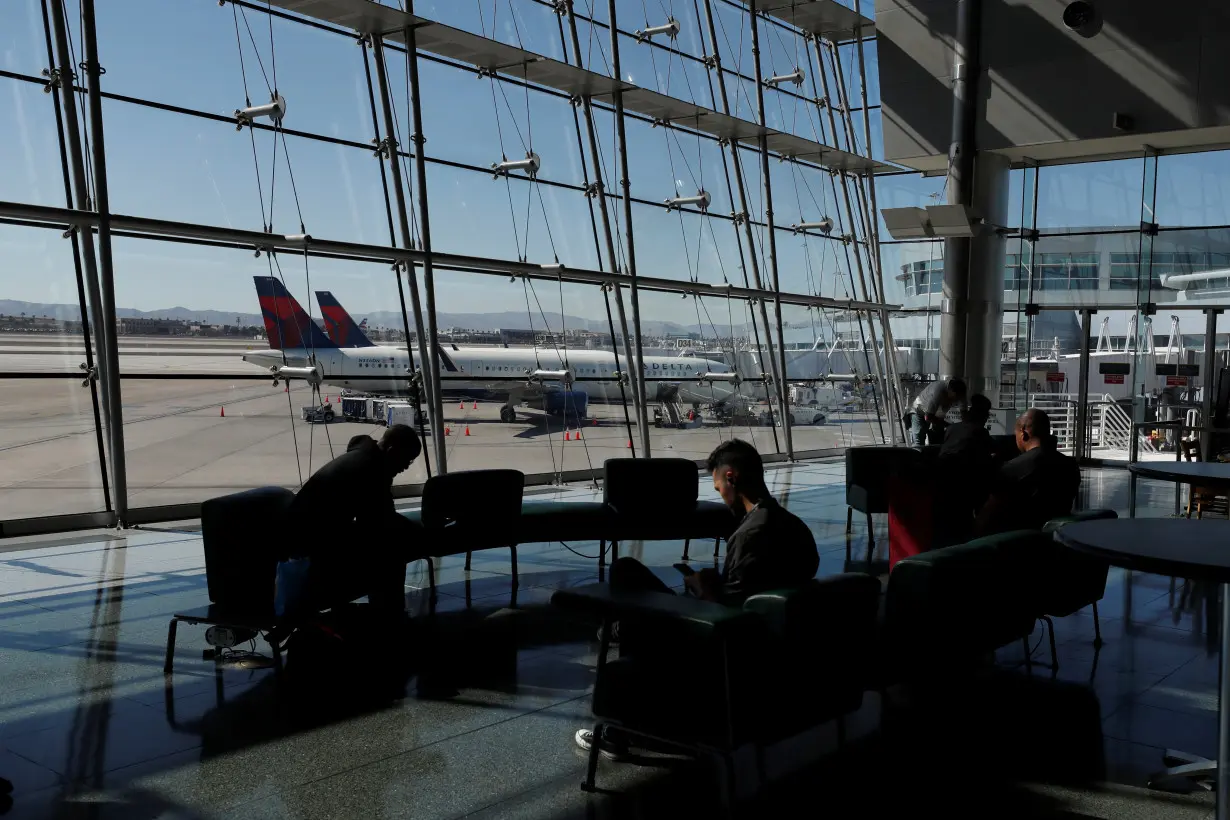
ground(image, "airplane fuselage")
xmin=243 ymin=345 xmax=737 ymax=406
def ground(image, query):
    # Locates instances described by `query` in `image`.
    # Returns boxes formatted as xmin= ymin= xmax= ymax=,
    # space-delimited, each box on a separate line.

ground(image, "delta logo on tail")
xmin=253 ymin=276 xmax=336 ymax=351
xmin=315 ymin=291 xmax=376 ymax=349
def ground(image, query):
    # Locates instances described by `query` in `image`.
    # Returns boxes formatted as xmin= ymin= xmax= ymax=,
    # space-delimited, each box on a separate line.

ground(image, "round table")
xmin=1128 ymin=461 xmax=1230 ymax=518
xmin=1055 ymin=518 xmax=1230 ymax=817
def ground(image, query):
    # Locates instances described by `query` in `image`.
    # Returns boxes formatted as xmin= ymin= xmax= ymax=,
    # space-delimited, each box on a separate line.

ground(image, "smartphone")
xmin=673 ymin=562 xmax=696 ymax=577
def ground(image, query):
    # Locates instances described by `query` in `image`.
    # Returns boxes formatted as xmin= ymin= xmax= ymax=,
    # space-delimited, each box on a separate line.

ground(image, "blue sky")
xmin=3 ymin=0 xmax=1230 ymax=334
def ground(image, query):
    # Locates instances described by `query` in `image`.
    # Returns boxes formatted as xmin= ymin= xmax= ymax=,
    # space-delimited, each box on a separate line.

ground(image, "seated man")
xmin=976 ymin=409 xmax=1081 ymax=535
xmin=934 ymin=393 xmax=995 ymax=543
xmin=910 ymin=377 xmax=967 ymax=446
xmin=285 ymin=424 xmax=423 ymax=619
xmin=574 ymin=439 xmax=819 ymax=758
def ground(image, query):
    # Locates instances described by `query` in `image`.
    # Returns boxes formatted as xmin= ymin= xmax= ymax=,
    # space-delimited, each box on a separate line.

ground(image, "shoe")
xmin=574 ymin=728 xmax=628 ymax=761
xmin=595 ymin=621 xmax=620 ymax=645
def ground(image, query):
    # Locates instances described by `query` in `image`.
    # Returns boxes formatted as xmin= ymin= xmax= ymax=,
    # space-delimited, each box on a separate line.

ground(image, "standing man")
xmin=910 ymin=377 xmax=967 ymax=446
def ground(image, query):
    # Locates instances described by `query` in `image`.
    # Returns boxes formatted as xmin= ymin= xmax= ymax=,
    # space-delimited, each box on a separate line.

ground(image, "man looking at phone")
xmin=574 ymin=439 xmax=819 ymax=759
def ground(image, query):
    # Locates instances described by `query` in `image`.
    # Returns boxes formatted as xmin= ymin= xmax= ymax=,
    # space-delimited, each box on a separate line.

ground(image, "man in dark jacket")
xmin=574 ymin=439 xmax=819 ymax=759
xmin=976 ymin=409 xmax=1081 ymax=535
xmin=286 ymin=424 xmax=423 ymax=615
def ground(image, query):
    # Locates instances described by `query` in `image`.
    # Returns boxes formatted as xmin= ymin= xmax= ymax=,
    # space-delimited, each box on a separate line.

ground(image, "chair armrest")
xmin=551 ymin=583 xmax=751 ymax=635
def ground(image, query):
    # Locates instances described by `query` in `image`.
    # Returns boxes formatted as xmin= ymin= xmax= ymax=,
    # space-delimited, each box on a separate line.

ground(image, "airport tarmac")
xmin=0 ymin=334 xmax=888 ymax=522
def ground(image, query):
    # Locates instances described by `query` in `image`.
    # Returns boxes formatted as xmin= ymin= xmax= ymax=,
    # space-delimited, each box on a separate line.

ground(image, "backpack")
xmin=283 ymin=604 xmax=420 ymax=704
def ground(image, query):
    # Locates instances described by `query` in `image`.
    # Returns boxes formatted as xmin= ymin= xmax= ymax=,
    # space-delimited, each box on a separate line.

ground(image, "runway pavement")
xmin=0 ymin=334 xmax=886 ymax=522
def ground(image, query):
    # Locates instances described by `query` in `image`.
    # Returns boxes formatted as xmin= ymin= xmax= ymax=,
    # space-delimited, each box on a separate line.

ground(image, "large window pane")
xmin=0 ymin=223 xmax=108 ymax=520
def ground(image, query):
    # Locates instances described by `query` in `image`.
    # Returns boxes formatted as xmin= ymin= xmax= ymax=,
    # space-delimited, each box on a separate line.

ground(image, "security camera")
xmin=1062 ymin=1 xmax=1102 ymax=38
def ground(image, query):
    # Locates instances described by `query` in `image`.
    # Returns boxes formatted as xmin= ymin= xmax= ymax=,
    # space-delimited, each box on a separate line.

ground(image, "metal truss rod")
xmin=360 ymin=38 xmax=431 ymax=478
xmin=38 ymin=0 xmax=111 ymax=514
xmin=699 ymin=0 xmax=782 ymax=454
xmin=80 ymin=0 xmax=129 ymax=522
xmin=749 ymin=0 xmax=794 ymax=459
xmin=48 ymin=0 xmax=127 ymax=524
xmin=370 ymin=30 xmax=445 ymax=472
xmin=559 ymin=4 xmax=640 ymax=452
xmin=812 ymin=35 xmax=894 ymax=443
xmin=608 ymin=0 xmax=652 ymax=456
xmin=401 ymin=5 xmax=447 ymax=473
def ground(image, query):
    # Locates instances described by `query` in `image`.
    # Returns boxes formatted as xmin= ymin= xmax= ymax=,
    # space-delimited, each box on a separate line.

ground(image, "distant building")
xmin=0 ymin=314 xmax=81 ymax=333
xmin=117 ymin=317 xmax=187 ymax=336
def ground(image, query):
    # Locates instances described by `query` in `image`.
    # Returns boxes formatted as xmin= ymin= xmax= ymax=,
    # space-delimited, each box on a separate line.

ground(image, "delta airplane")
xmin=243 ymin=277 xmax=740 ymax=421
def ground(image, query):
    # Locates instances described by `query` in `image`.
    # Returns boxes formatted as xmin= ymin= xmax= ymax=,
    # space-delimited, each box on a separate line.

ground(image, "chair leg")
xmin=865 ymin=512 xmax=874 ymax=564
xmin=682 ymin=538 xmax=691 ymax=562
xmin=163 ymin=618 xmax=179 ymax=676
xmin=464 ymin=551 xmax=472 ymax=572
xmin=510 ymin=545 xmax=519 ymax=588
xmin=598 ymin=539 xmax=606 ymax=569
xmin=1092 ymin=601 xmax=1103 ymax=648
xmin=581 ymin=721 xmax=604 ymax=793
xmin=213 ymin=647 xmax=225 ymax=706
xmin=268 ymin=635 xmax=284 ymax=678
xmin=846 ymin=507 xmax=853 ymax=533
xmin=1044 ymin=616 xmax=1058 ymax=672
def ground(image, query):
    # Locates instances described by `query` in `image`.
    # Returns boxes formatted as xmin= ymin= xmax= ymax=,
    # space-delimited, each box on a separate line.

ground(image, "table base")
xmin=1150 ymin=749 xmax=1216 ymax=792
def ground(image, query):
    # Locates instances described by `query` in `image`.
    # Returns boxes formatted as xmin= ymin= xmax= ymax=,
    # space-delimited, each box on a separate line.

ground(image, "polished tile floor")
xmin=0 ymin=461 xmax=1222 ymax=819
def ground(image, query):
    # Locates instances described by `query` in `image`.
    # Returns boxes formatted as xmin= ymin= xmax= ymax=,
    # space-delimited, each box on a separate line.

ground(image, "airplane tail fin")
xmin=253 ymin=276 xmax=337 ymax=351
xmin=315 ymin=291 xmax=376 ymax=348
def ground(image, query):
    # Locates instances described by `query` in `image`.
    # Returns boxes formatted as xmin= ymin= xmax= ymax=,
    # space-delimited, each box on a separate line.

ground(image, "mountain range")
xmin=0 ymin=299 xmax=778 ymax=337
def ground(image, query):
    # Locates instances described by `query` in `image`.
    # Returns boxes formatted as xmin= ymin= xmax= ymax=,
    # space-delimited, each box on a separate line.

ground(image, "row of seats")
xmin=844 ymin=438 xmax=1019 ymax=558
xmin=397 ymin=457 xmax=735 ymax=593
xmin=552 ymin=509 xmax=1113 ymax=804
xmin=164 ymin=458 xmax=735 ymax=675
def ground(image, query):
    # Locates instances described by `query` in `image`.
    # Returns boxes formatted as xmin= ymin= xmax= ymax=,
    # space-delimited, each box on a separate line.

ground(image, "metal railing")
xmin=1023 ymin=393 xmax=1152 ymax=456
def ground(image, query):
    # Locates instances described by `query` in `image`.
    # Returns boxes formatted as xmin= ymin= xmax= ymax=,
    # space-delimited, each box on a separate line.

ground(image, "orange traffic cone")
xmin=576 ymin=429 xmax=583 ymax=440
xmin=592 ymin=418 xmax=598 ymax=426
xmin=465 ymin=426 xmax=471 ymax=436
xmin=445 ymin=426 xmax=451 ymax=436
xmin=565 ymin=431 xmax=571 ymax=441
xmin=220 ymin=406 xmax=225 ymax=418
xmin=284 ymin=385 xmax=289 ymax=393
xmin=459 ymin=401 xmax=464 ymax=410
xmin=626 ymin=439 xmax=632 ymax=449
xmin=472 ymin=401 xmax=478 ymax=410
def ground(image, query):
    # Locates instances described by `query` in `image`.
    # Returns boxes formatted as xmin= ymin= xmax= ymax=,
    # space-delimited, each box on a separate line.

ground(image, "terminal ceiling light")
xmin=765 ymin=67 xmax=806 ymax=88
xmin=636 ymin=17 xmax=681 ymax=42
xmin=492 ymin=152 xmax=541 ymax=179
xmin=235 ymin=93 xmax=287 ymax=129
xmin=665 ymin=190 xmax=712 ymax=212
xmin=792 ymin=216 xmax=834 ymax=234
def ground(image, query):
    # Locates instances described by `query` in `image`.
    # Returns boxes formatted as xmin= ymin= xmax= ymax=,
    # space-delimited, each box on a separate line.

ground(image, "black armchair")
xmin=418 ymin=469 xmax=525 ymax=595
xmin=553 ymin=573 xmax=880 ymax=804
xmin=845 ymin=445 xmax=918 ymax=560
xmin=602 ymin=458 xmax=733 ymax=563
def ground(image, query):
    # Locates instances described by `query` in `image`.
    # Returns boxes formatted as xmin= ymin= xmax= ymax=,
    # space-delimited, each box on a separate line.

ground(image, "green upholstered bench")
xmin=1039 ymin=509 xmax=1117 ymax=648
xmin=553 ymin=573 xmax=880 ymax=804
xmin=882 ymin=530 xmax=1044 ymax=681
